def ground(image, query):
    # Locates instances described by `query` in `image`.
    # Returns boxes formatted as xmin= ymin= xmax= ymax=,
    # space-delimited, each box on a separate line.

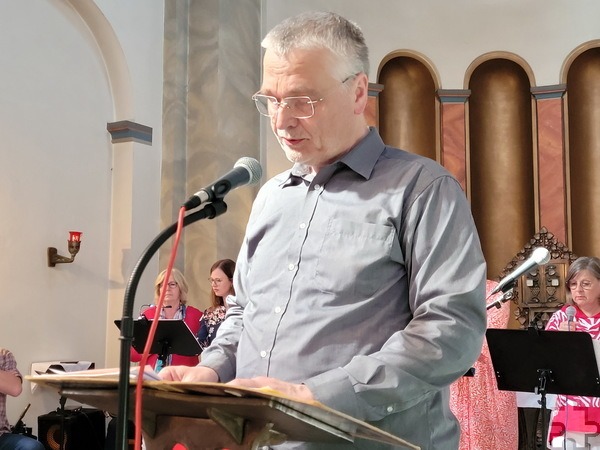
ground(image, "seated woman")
xmin=197 ymin=259 xmax=236 ymax=351
xmin=546 ymin=256 xmax=600 ymax=450
xmin=449 ymin=279 xmax=518 ymax=449
xmin=131 ymin=268 xmax=203 ymax=372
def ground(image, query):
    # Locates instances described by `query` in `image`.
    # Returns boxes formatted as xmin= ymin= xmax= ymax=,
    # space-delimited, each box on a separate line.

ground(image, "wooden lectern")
xmin=28 ymin=373 xmax=419 ymax=449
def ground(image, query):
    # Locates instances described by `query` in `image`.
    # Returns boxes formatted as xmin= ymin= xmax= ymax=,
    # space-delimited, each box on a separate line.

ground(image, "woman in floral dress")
xmin=449 ymin=279 xmax=518 ymax=449
xmin=198 ymin=259 xmax=236 ymax=351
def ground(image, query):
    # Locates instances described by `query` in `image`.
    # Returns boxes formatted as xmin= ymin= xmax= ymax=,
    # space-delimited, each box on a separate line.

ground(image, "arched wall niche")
xmin=466 ymin=54 xmax=537 ymax=279
xmin=561 ymin=42 xmax=600 ymax=257
xmin=464 ymin=51 xmax=535 ymax=90
xmin=377 ymin=50 xmax=440 ymax=162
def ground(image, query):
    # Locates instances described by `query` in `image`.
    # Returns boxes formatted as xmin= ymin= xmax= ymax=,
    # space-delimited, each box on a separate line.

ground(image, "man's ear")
xmin=353 ymin=72 xmax=369 ymax=115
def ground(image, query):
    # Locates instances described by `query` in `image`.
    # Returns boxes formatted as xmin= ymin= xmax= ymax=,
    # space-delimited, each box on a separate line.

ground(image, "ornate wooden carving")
xmin=497 ymin=227 xmax=578 ymax=329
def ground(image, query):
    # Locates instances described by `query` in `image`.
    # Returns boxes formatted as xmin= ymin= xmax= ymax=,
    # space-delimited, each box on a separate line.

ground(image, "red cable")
xmin=133 ymin=205 xmax=186 ymax=450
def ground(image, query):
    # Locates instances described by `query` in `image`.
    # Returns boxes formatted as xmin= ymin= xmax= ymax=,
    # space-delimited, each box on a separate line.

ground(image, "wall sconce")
xmin=47 ymin=231 xmax=82 ymax=267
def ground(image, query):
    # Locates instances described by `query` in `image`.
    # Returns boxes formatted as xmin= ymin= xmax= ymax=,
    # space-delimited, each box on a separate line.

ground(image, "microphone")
xmin=138 ymin=304 xmax=152 ymax=317
xmin=566 ymin=305 xmax=576 ymax=323
xmin=183 ymin=157 xmax=263 ymax=210
xmin=490 ymin=247 xmax=551 ymax=295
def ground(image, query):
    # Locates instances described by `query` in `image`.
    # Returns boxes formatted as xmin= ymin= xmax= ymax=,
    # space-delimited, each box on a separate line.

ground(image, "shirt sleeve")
xmin=198 ymin=298 xmax=244 ymax=379
xmin=0 ymin=349 xmax=21 ymax=379
xmin=199 ymin=180 xmax=274 ymax=379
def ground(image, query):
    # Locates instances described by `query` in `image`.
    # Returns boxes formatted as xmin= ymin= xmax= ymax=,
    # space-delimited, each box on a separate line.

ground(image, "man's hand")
xmin=159 ymin=369 xmax=314 ymax=402
xmin=227 ymin=376 xmax=314 ymax=402
xmin=158 ymin=365 xmax=219 ymax=382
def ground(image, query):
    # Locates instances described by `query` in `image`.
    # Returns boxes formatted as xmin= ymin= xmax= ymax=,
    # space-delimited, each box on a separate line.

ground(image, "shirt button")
xmin=260 ymin=351 xmax=267 ymax=358
xmin=387 ymin=406 xmax=394 ymax=413
xmin=274 ymin=306 xmax=282 ymax=314
xmin=288 ymin=263 xmax=295 ymax=271
xmin=314 ymin=184 xmax=321 ymax=191
xmin=299 ymin=222 xmax=306 ymax=229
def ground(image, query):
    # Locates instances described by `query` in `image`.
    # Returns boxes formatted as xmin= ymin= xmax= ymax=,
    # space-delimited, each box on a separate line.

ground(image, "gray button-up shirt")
xmin=201 ymin=128 xmax=487 ymax=449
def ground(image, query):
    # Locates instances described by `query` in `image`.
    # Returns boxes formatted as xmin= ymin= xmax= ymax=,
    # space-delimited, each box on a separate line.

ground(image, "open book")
xmin=25 ymin=372 xmax=420 ymax=449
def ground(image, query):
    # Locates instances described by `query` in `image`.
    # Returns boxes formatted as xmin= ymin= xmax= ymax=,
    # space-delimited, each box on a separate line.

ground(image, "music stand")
xmin=115 ymin=319 xmax=201 ymax=367
xmin=486 ymin=328 xmax=600 ymax=446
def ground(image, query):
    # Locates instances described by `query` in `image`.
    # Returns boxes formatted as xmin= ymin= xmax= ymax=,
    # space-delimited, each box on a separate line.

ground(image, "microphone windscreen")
xmin=566 ymin=305 xmax=576 ymax=322
xmin=531 ymin=247 xmax=551 ymax=265
xmin=235 ymin=157 xmax=263 ymax=185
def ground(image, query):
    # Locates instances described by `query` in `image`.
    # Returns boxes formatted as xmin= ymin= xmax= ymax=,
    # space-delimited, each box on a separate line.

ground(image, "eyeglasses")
xmin=252 ymin=74 xmax=357 ymax=119
xmin=568 ymin=280 xmax=595 ymax=291
xmin=159 ymin=281 xmax=178 ymax=290
xmin=208 ymin=278 xmax=226 ymax=285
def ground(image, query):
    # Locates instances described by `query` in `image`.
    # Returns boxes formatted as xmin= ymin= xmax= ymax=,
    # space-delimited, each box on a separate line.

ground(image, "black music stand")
xmin=115 ymin=318 xmax=201 ymax=368
xmin=486 ymin=328 xmax=600 ymax=447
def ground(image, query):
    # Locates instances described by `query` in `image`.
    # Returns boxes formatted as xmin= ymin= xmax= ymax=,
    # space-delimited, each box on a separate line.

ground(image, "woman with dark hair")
xmin=197 ymin=259 xmax=236 ymax=351
xmin=546 ymin=256 xmax=600 ymax=449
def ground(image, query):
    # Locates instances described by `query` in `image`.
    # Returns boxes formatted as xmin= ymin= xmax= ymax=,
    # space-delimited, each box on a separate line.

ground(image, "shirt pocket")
xmin=314 ymin=219 xmax=396 ymax=298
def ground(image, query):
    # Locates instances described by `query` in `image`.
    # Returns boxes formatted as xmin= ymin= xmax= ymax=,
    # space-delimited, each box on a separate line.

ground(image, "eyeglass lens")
xmin=255 ymin=96 xmax=315 ymax=119
xmin=568 ymin=280 xmax=593 ymax=290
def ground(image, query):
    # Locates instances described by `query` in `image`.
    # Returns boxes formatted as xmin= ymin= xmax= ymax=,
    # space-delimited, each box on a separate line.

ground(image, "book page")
xmin=29 ymin=365 xmax=160 ymax=381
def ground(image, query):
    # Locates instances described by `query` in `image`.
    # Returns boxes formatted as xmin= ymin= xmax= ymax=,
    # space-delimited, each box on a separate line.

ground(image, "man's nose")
xmin=273 ymin=105 xmax=297 ymax=129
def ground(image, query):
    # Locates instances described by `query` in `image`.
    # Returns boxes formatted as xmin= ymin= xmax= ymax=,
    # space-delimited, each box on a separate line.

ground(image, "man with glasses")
xmin=161 ymin=11 xmax=487 ymax=449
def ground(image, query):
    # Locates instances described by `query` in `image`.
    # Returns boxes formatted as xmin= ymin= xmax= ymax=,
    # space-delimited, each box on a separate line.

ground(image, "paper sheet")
xmin=29 ymin=361 xmax=94 ymax=393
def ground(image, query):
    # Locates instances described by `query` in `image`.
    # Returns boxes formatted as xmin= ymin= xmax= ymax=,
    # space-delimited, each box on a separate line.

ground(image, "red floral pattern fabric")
xmin=449 ymin=280 xmax=518 ymax=450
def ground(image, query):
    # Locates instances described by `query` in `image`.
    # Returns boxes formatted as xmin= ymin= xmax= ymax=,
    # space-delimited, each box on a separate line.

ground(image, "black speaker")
xmin=37 ymin=408 xmax=105 ymax=450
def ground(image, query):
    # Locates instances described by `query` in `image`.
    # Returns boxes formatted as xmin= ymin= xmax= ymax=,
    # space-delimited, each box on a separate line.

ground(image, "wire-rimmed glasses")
xmin=252 ymin=74 xmax=357 ymax=119
xmin=568 ymin=280 xmax=595 ymax=291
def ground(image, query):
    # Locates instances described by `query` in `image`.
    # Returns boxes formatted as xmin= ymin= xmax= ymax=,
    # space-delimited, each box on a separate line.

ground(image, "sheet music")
xmin=29 ymin=360 xmax=95 ymax=393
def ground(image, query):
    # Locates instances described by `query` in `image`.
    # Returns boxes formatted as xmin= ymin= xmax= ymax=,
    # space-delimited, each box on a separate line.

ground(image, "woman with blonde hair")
xmin=131 ymin=268 xmax=203 ymax=371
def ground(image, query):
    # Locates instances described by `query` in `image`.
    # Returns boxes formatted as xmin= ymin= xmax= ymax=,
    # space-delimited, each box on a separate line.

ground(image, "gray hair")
xmin=262 ymin=11 xmax=369 ymax=79
xmin=566 ymin=256 xmax=600 ymax=291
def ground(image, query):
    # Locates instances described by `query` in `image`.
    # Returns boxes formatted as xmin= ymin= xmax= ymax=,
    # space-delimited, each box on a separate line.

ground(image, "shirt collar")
xmin=338 ymin=127 xmax=385 ymax=180
xmin=279 ymin=127 xmax=385 ymax=186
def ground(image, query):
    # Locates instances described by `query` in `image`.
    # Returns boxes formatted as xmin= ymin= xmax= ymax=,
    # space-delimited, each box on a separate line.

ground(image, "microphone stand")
xmin=115 ymin=200 xmax=227 ymax=450
xmin=486 ymin=286 xmax=515 ymax=310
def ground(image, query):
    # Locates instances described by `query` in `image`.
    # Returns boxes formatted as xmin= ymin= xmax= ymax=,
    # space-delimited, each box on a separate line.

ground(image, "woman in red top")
xmin=546 ymin=256 xmax=600 ymax=449
xmin=131 ymin=268 xmax=203 ymax=372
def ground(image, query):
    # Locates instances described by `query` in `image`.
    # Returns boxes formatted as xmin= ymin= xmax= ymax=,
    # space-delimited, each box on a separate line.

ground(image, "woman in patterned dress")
xmin=198 ymin=259 xmax=236 ymax=351
xmin=449 ymin=279 xmax=519 ymax=449
xmin=546 ymin=256 xmax=600 ymax=449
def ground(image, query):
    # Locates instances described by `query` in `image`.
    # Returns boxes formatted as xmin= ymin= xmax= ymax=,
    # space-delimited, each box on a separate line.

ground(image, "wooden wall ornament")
xmin=497 ymin=227 xmax=578 ymax=329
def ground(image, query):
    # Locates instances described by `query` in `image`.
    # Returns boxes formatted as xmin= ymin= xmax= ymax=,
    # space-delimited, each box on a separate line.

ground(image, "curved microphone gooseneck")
xmin=115 ymin=200 xmax=228 ymax=450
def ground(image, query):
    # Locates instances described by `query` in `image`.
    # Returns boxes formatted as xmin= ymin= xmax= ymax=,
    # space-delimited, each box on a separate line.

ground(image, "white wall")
xmin=0 ymin=0 xmax=163 ymax=431
xmin=264 ymin=0 xmax=600 ymax=86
